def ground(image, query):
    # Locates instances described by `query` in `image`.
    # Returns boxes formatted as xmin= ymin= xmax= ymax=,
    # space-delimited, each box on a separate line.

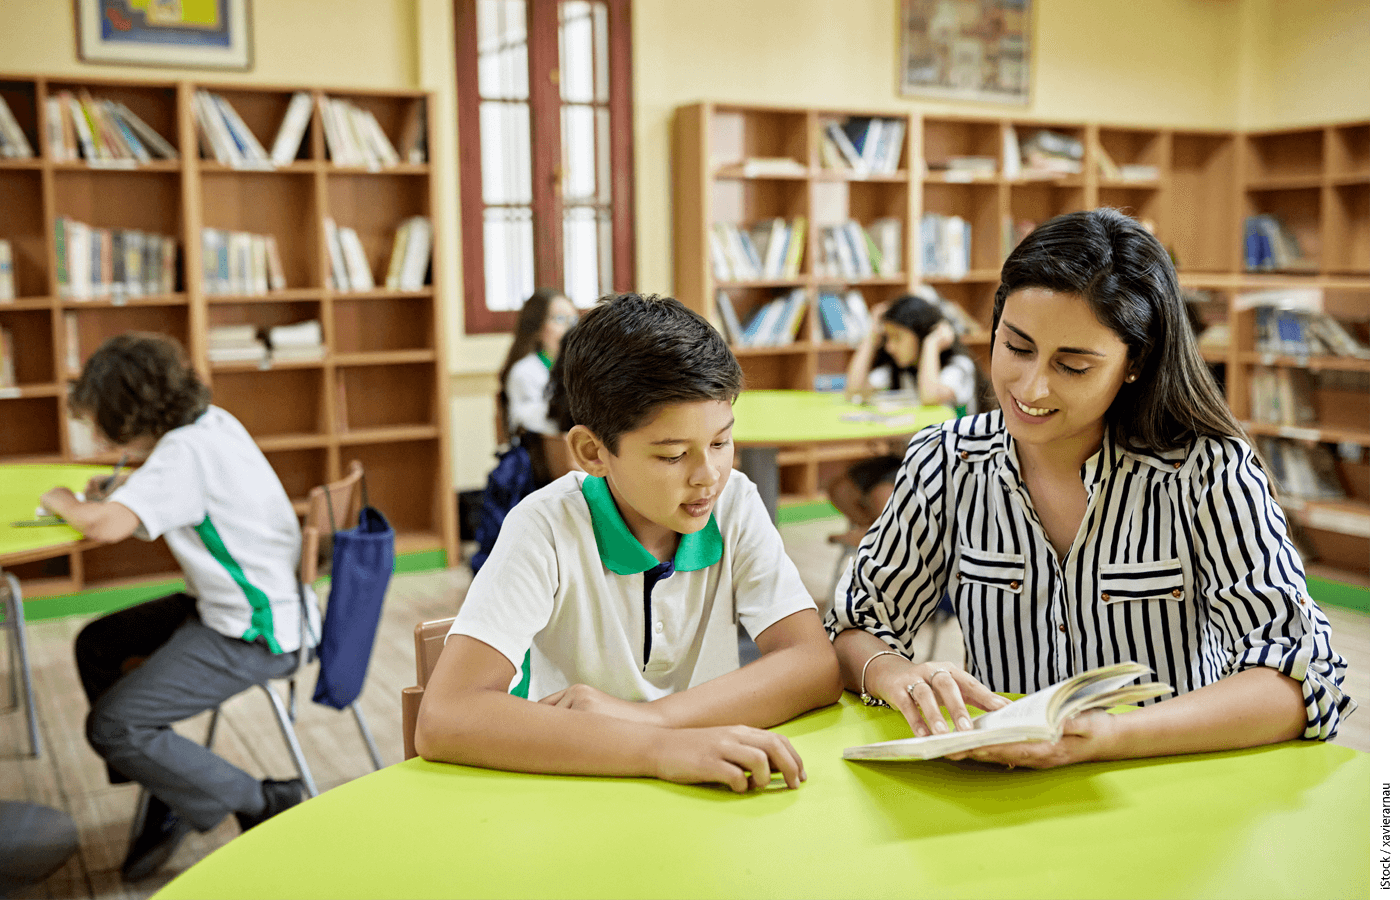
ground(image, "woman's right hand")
xmin=870 ymin=659 xmax=1009 ymax=738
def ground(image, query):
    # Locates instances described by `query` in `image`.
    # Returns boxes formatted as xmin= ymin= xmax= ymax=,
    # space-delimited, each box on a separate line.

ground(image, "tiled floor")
xmin=1 ymin=516 xmax=1369 ymax=899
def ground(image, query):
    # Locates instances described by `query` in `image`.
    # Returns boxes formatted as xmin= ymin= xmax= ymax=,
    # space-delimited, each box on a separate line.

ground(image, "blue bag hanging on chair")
xmin=313 ymin=477 xmax=395 ymax=710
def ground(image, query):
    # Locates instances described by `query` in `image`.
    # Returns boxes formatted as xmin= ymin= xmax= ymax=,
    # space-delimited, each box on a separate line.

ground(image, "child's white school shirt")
xmin=109 ymin=406 xmax=307 ymax=653
xmin=505 ymin=353 xmax=557 ymax=435
xmin=867 ymin=354 xmax=977 ymax=413
xmin=449 ymin=469 xmax=814 ymax=700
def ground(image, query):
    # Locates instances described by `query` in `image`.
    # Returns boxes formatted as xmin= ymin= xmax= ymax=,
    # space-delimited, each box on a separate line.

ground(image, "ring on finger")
xmin=930 ymin=667 xmax=951 ymax=679
xmin=905 ymin=681 xmax=923 ymax=696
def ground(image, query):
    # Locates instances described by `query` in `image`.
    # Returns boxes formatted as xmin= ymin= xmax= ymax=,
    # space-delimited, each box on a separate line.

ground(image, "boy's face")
xmin=580 ymin=399 xmax=735 ymax=557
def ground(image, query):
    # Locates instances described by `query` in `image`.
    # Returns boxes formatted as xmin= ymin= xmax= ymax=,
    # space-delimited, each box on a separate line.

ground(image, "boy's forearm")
xmin=648 ymin=638 xmax=842 ymax=729
xmin=40 ymin=493 xmax=138 ymax=544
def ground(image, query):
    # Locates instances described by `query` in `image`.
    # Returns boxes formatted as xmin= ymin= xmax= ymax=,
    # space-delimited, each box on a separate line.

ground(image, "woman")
xmin=498 ymin=288 xmax=579 ymax=438
xmin=827 ymin=208 xmax=1352 ymax=769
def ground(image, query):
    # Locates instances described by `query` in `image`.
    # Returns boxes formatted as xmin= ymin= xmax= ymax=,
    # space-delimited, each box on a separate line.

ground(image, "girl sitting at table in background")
xmin=827 ymin=292 xmax=984 ymax=541
xmin=827 ymin=208 xmax=1353 ymax=769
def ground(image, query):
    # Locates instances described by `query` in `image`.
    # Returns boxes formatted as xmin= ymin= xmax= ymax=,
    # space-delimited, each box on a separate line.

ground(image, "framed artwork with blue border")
xmin=75 ymin=0 xmax=252 ymax=71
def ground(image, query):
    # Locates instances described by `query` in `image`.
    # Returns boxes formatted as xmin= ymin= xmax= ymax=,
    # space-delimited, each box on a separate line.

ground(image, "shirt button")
xmin=960 ymin=450 xmax=969 ymax=460
xmin=1058 ymin=624 xmax=1066 ymax=633
xmin=1101 ymin=592 xmax=1110 ymax=602
xmin=1171 ymin=588 xmax=1182 ymax=598
xmin=1172 ymin=462 xmax=1182 ymax=469
xmin=1009 ymin=580 xmax=1020 ymax=590
xmin=655 ymin=622 xmax=663 ymax=633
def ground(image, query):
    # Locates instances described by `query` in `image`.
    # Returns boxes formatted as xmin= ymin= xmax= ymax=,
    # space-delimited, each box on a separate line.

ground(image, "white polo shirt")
xmin=110 ymin=406 xmax=307 ymax=653
xmin=504 ymin=352 xmax=557 ymax=435
xmin=449 ymin=469 xmax=814 ymax=700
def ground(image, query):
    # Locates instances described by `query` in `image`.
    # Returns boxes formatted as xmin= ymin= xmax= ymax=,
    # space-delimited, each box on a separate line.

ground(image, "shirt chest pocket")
xmin=1098 ymin=559 xmax=1186 ymax=604
xmin=956 ymin=547 xmax=1026 ymax=594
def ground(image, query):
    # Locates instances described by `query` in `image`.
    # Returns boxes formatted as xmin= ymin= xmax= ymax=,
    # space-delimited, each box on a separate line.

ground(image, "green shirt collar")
xmin=535 ymin=349 xmax=553 ymax=369
xmin=581 ymin=475 xmax=723 ymax=575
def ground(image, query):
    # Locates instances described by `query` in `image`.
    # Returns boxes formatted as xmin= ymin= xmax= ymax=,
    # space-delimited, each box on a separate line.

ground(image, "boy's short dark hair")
xmin=558 ymin=293 xmax=743 ymax=453
xmin=70 ymin=332 xmax=211 ymax=445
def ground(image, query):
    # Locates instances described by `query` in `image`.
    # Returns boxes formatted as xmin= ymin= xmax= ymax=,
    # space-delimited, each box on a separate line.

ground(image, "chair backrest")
xmin=401 ymin=617 xmax=454 ymax=760
xmin=300 ymin=460 xmax=365 ymax=586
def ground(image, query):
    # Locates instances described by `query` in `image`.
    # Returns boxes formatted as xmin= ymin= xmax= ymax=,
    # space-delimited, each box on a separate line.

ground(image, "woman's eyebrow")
xmin=1003 ymin=320 xmax=1106 ymax=358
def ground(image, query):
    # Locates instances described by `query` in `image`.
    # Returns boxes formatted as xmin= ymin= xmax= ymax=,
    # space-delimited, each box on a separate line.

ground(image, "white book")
xmin=268 ymin=319 xmax=324 ymax=347
xmin=0 ymin=239 xmax=14 ymax=301
xmin=210 ymin=323 xmax=259 ymax=344
xmin=264 ymin=235 xmax=287 ymax=291
xmin=69 ymin=219 xmax=91 ymax=300
xmin=398 ymin=216 xmax=432 ymax=290
xmin=64 ymin=311 xmax=80 ymax=375
xmin=843 ymin=290 xmax=872 ymax=342
xmin=194 ymin=91 xmax=235 ymax=164
xmin=384 ymin=221 xmax=410 ymax=289
xmin=270 ymin=92 xmax=313 ymax=165
xmin=67 ymin=94 xmax=99 ymax=162
xmin=330 ymin=100 xmax=368 ymax=167
xmin=338 ymin=227 xmax=375 ymax=290
xmin=214 ymin=94 xmax=271 ymax=167
xmin=355 ymin=106 xmax=400 ymax=167
xmin=111 ymin=102 xmax=178 ymax=159
xmin=45 ymin=96 xmax=69 ymax=160
xmin=324 ymin=217 xmax=350 ymax=290
xmin=317 ymin=95 xmax=344 ymax=165
xmin=0 ymin=325 xmax=15 ymax=387
xmin=250 ymin=233 xmax=269 ymax=294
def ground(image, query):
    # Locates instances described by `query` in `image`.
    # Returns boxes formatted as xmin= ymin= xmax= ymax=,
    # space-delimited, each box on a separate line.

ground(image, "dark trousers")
xmin=74 ymin=593 xmax=298 ymax=831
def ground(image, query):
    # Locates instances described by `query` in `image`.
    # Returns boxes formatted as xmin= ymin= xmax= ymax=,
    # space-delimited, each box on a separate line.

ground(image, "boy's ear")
xmin=566 ymin=424 xmax=610 ymax=478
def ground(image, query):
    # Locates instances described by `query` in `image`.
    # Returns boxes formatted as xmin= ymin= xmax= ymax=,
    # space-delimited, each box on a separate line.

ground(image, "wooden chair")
xmin=400 ymin=617 xmax=453 ymax=760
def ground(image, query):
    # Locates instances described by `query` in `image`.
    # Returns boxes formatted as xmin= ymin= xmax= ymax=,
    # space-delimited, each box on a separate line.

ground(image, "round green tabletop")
xmin=731 ymin=390 xmax=955 ymax=446
xmin=153 ymin=695 xmax=1367 ymax=900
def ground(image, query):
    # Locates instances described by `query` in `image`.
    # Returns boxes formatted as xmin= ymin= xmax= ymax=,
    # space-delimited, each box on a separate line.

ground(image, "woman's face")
xmin=539 ymin=296 xmax=578 ymax=356
xmin=991 ymin=287 xmax=1132 ymax=462
xmin=881 ymin=321 xmax=921 ymax=368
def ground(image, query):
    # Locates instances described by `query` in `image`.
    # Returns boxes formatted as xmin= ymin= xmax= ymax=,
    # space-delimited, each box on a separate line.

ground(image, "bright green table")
xmin=2 ymin=463 xmax=116 ymax=756
xmin=731 ymin=390 xmax=955 ymax=519
xmin=154 ymin=695 xmax=1367 ymax=900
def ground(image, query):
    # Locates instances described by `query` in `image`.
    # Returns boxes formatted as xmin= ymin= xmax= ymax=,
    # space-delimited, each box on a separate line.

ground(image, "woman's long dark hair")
xmin=496 ymin=287 xmax=568 ymax=433
xmin=991 ymin=208 xmax=1245 ymax=452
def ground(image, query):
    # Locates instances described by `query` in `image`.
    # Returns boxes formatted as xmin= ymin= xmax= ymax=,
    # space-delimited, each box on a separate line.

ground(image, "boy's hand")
xmin=538 ymin=683 xmax=666 ymax=727
xmin=651 ymin=725 xmax=805 ymax=792
xmin=39 ymin=486 xmax=79 ymax=516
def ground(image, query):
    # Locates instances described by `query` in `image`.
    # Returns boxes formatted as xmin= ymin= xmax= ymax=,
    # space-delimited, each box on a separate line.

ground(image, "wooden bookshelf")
xmin=673 ymin=104 xmax=1369 ymax=585
xmin=0 ymin=73 xmax=457 ymax=598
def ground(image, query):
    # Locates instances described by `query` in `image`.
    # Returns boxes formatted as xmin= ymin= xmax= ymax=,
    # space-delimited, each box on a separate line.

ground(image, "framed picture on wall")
xmin=75 ymin=0 xmax=252 ymax=70
xmin=900 ymin=0 xmax=1031 ymax=104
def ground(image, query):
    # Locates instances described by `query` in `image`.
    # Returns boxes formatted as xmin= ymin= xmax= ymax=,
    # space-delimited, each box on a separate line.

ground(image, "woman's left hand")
xmin=948 ymin=709 xmax=1117 ymax=770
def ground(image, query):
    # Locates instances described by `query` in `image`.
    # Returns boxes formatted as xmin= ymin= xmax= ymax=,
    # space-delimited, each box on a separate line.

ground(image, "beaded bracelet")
xmin=858 ymin=650 xmax=902 ymax=707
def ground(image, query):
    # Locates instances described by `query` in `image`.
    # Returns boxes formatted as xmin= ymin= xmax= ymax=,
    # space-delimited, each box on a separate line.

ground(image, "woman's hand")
xmin=949 ymin=710 xmax=1117 ymax=769
xmin=539 ymin=683 xmax=667 ymax=728
xmin=869 ymin=659 xmax=1009 ymax=738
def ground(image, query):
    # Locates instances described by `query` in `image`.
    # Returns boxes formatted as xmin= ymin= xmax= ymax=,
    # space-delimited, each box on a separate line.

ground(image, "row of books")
xmin=201 ymin=229 xmax=288 ymax=296
xmin=0 ymin=96 xmax=34 ymax=158
xmin=46 ymin=89 xmax=177 ymax=165
xmin=821 ymin=117 xmax=906 ymax=176
xmin=1242 ymin=289 xmax=1368 ymax=358
xmin=323 ymin=216 xmax=434 ymax=292
xmin=814 ymin=289 xmax=875 ymax=343
xmin=1256 ymin=437 xmax=1347 ymax=504
xmin=55 ymin=218 xmax=178 ymax=300
xmin=1250 ymin=367 xmax=1316 ymax=427
xmin=714 ymin=288 xmax=809 ymax=348
xmin=320 ymin=96 xmax=408 ymax=169
xmin=1016 ymin=129 xmax=1083 ymax=177
xmin=208 ymin=319 xmax=325 ymax=365
xmin=708 ymin=219 xmax=805 ymax=282
xmin=815 ymin=219 xmax=901 ymax=280
xmin=195 ymin=89 xmax=299 ymax=169
xmin=919 ymin=213 xmax=972 ymax=278
xmin=1243 ymin=214 xmax=1306 ymax=271
xmin=0 ymin=240 xmax=14 ymax=301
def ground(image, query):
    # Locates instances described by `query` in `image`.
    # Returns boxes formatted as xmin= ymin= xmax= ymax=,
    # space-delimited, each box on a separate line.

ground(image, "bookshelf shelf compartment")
xmin=212 ymin=368 xmax=325 ymax=438
xmin=0 ymin=395 xmax=62 ymax=458
xmin=0 ymin=308 xmax=55 ymax=385
xmin=337 ymin=362 xmax=435 ymax=431
xmin=201 ymin=170 xmax=318 ymax=290
xmin=341 ymin=439 xmax=442 ymax=535
xmin=331 ymin=294 xmax=432 ymax=353
xmin=0 ymin=169 xmax=46 ymax=299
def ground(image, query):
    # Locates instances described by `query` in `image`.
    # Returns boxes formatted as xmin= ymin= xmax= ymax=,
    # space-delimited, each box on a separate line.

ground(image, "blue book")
xmin=818 ymin=291 xmax=849 ymax=342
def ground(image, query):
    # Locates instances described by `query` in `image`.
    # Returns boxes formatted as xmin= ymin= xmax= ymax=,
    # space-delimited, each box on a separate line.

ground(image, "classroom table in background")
xmin=153 ymin=694 xmax=1366 ymax=900
xmin=1 ymin=463 xmax=115 ymax=757
xmin=731 ymin=390 xmax=954 ymax=520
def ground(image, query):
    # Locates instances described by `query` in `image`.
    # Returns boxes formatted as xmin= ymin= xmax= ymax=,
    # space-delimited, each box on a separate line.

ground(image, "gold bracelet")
xmin=859 ymin=650 xmax=902 ymax=707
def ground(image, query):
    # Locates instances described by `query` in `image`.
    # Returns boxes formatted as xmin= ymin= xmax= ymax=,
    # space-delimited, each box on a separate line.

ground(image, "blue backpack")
xmin=470 ymin=442 xmax=543 ymax=572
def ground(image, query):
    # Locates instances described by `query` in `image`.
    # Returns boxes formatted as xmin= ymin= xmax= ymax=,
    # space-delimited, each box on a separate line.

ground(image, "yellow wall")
xmin=1 ymin=0 xmax=1369 ymax=490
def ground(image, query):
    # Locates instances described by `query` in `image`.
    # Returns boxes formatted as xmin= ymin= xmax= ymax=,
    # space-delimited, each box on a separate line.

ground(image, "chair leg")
xmin=256 ymin=684 xmax=319 ymax=797
xmin=3 ymin=572 xmax=41 ymax=756
xmin=349 ymin=700 xmax=385 ymax=770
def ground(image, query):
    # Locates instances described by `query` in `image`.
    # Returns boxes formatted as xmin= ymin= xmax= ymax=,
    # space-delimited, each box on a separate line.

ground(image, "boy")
xmin=40 ymin=333 xmax=307 ymax=880
xmin=417 ymin=294 xmax=841 ymax=792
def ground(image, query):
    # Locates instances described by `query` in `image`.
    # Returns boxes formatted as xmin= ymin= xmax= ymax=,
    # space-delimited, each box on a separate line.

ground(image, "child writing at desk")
xmin=39 ymin=333 xmax=309 ymax=880
xmin=828 ymin=209 xmax=1353 ymax=768
xmin=418 ymin=293 xmax=842 ymax=792
xmin=829 ymin=292 xmax=983 ymax=539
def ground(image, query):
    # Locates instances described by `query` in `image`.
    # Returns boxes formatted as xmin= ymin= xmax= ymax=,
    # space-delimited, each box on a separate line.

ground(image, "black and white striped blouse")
xmin=825 ymin=410 xmax=1353 ymax=741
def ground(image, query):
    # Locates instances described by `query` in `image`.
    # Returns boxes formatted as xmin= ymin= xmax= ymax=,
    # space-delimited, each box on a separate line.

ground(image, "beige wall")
xmin=2 ymin=0 xmax=1369 ymax=490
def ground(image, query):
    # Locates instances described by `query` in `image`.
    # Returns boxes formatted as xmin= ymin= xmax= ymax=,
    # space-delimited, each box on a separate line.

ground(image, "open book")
xmin=843 ymin=662 xmax=1172 ymax=761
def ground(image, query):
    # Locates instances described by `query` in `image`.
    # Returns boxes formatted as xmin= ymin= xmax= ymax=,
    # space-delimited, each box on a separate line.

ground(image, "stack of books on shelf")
xmin=821 ymin=116 xmax=905 ymax=176
xmin=207 ymin=323 xmax=268 ymax=365
xmin=55 ymin=218 xmax=177 ymax=300
xmin=194 ymin=89 xmax=271 ymax=168
xmin=708 ymin=218 xmax=805 ymax=282
xmin=814 ymin=220 xmax=899 ymax=280
xmin=0 ymin=96 xmax=34 ymax=158
xmin=814 ymin=289 xmax=875 ymax=344
xmin=386 ymin=215 xmax=434 ymax=290
xmin=1242 ymin=288 xmax=1368 ymax=359
xmin=45 ymin=90 xmax=177 ymax=165
xmin=0 ymin=239 xmax=14 ymax=301
xmin=319 ymin=96 xmax=400 ymax=169
xmin=267 ymin=319 xmax=325 ymax=363
xmin=1243 ymin=215 xmax=1308 ymax=272
xmin=201 ymin=229 xmax=286 ymax=296
xmin=927 ymin=155 xmax=997 ymax=182
xmin=1017 ymin=129 xmax=1083 ymax=177
xmin=1255 ymin=437 xmax=1346 ymax=504
xmin=919 ymin=213 xmax=971 ymax=278
xmin=733 ymin=156 xmax=805 ymax=177
xmin=714 ymin=288 xmax=807 ymax=348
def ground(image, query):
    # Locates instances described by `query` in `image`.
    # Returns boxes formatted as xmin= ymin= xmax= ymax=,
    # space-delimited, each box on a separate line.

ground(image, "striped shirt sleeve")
xmin=824 ymin=424 xmax=955 ymax=657
xmin=1188 ymin=437 xmax=1354 ymax=740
